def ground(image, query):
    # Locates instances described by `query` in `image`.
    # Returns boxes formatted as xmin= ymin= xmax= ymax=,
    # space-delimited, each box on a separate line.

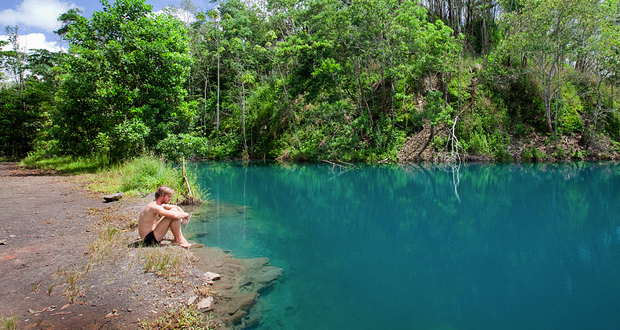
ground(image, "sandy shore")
xmin=0 ymin=162 xmax=281 ymax=329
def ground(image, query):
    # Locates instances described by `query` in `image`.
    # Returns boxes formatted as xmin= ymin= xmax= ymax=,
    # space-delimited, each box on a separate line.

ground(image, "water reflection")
xmin=184 ymin=162 xmax=620 ymax=330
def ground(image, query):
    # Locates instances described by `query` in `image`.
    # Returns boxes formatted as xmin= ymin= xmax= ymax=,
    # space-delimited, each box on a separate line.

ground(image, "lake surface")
xmin=184 ymin=162 xmax=620 ymax=330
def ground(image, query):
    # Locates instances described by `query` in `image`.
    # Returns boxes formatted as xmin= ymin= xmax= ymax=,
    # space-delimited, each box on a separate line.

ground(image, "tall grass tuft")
xmin=21 ymin=153 xmax=204 ymax=204
xmin=90 ymin=155 xmax=205 ymax=203
xmin=89 ymin=227 xmax=124 ymax=264
xmin=141 ymin=246 xmax=184 ymax=279
xmin=0 ymin=315 xmax=18 ymax=330
xmin=118 ymin=156 xmax=181 ymax=193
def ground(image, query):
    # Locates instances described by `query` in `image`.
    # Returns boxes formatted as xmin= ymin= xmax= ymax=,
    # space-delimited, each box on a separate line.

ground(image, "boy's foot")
xmin=173 ymin=240 xmax=193 ymax=249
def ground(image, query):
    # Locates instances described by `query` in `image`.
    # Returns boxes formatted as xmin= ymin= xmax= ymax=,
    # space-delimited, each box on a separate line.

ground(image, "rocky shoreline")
xmin=102 ymin=195 xmax=285 ymax=330
xmin=190 ymin=248 xmax=284 ymax=328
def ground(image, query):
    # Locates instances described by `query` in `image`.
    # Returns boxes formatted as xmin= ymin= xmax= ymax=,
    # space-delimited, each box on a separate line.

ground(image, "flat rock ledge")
xmin=190 ymin=247 xmax=284 ymax=329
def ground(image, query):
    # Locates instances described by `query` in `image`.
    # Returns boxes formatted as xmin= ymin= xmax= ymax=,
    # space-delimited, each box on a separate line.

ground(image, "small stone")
xmin=197 ymin=297 xmax=214 ymax=311
xmin=187 ymin=296 xmax=198 ymax=306
xmin=104 ymin=310 xmax=119 ymax=318
xmin=203 ymin=272 xmax=221 ymax=281
xmin=103 ymin=192 xmax=123 ymax=202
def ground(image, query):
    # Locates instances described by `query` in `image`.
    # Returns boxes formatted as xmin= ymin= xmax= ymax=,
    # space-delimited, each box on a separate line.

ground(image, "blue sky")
xmin=0 ymin=0 xmax=213 ymax=52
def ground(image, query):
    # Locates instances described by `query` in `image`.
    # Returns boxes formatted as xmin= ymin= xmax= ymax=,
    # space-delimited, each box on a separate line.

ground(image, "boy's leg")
xmin=169 ymin=218 xmax=191 ymax=248
xmin=152 ymin=217 xmax=191 ymax=248
xmin=152 ymin=217 xmax=175 ymax=242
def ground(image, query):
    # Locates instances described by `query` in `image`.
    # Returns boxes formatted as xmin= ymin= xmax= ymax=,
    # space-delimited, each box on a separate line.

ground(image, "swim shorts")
xmin=142 ymin=231 xmax=159 ymax=247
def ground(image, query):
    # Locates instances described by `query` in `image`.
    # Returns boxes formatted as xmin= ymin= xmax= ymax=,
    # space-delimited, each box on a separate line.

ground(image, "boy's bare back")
xmin=138 ymin=201 xmax=162 ymax=238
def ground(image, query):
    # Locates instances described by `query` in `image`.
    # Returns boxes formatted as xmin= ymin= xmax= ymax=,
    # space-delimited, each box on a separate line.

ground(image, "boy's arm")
xmin=154 ymin=204 xmax=188 ymax=220
xmin=162 ymin=204 xmax=184 ymax=212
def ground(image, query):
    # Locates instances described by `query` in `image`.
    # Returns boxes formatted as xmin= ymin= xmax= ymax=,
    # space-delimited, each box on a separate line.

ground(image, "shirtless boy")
xmin=138 ymin=185 xmax=192 ymax=248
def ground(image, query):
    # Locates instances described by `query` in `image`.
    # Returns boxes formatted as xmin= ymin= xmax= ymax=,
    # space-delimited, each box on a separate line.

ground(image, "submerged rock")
xmin=192 ymin=248 xmax=284 ymax=329
xmin=238 ymin=258 xmax=284 ymax=293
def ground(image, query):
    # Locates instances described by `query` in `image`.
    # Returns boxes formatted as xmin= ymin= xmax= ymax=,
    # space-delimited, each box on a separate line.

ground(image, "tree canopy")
xmin=1 ymin=0 xmax=619 ymax=163
xmin=52 ymin=0 xmax=194 ymax=161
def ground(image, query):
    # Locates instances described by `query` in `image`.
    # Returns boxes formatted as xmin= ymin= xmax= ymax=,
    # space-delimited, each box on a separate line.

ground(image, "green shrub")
xmin=552 ymin=145 xmax=566 ymax=160
xmin=431 ymin=136 xmax=449 ymax=152
xmin=558 ymin=82 xmax=584 ymax=134
xmin=522 ymin=146 xmax=546 ymax=162
xmin=206 ymin=132 xmax=242 ymax=159
xmin=469 ymin=131 xmax=490 ymax=155
xmin=493 ymin=147 xmax=512 ymax=162
xmin=109 ymin=118 xmax=150 ymax=163
xmin=572 ymin=149 xmax=589 ymax=160
xmin=156 ymin=133 xmax=209 ymax=161
xmin=514 ymin=123 xmax=528 ymax=137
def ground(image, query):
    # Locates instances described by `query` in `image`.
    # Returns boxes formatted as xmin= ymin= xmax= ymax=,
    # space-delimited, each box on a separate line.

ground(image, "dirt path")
xmin=0 ymin=162 xmax=189 ymax=329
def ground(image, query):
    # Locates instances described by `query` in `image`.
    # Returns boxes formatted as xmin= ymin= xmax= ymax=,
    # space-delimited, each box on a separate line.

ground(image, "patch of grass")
xmin=86 ymin=207 xmax=136 ymax=229
xmin=141 ymin=246 xmax=186 ymax=279
xmin=87 ymin=155 xmax=205 ymax=204
xmin=21 ymin=155 xmax=108 ymax=174
xmin=21 ymin=154 xmax=205 ymax=205
xmin=47 ymin=283 xmax=56 ymax=296
xmin=32 ymin=282 xmax=41 ymax=294
xmin=138 ymin=306 xmax=214 ymax=330
xmin=89 ymin=227 xmax=125 ymax=264
xmin=63 ymin=270 xmax=84 ymax=304
xmin=196 ymin=284 xmax=214 ymax=298
xmin=0 ymin=315 xmax=18 ymax=330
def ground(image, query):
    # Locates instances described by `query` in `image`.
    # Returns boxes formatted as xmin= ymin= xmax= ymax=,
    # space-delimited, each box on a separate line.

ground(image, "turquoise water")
xmin=184 ymin=162 xmax=620 ymax=330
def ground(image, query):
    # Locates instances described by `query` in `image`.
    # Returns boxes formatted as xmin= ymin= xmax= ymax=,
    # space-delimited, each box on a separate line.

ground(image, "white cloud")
xmin=155 ymin=7 xmax=196 ymax=24
xmin=0 ymin=0 xmax=80 ymax=32
xmin=1 ymin=32 xmax=61 ymax=52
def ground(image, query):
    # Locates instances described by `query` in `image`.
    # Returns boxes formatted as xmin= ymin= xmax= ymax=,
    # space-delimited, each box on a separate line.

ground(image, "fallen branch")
xmin=321 ymin=159 xmax=358 ymax=176
xmin=179 ymin=157 xmax=201 ymax=206
xmin=182 ymin=157 xmax=193 ymax=198
xmin=321 ymin=159 xmax=343 ymax=168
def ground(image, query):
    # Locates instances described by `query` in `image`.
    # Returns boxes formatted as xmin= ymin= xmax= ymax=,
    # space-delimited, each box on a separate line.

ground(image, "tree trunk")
xmin=242 ymin=80 xmax=247 ymax=151
xmin=216 ymin=42 xmax=221 ymax=133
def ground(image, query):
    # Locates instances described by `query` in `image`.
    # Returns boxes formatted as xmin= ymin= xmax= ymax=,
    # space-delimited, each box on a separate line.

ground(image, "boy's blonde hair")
xmin=155 ymin=185 xmax=174 ymax=199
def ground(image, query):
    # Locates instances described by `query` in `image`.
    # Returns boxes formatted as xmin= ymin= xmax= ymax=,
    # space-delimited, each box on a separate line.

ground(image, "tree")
xmin=503 ymin=0 xmax=601 ymax=134
xmin=54 ymin=0 xmax=193 ymax=161
xmin=584 ymin=0 xmax=620 ymax=147
xmin=54 ymin=8 xmax=83 ymax=52
xmin=2 ymin=26 xmax=26 ymax=91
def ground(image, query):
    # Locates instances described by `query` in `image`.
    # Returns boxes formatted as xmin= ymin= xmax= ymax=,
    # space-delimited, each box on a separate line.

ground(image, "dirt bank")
xmin=399 ymin=123 xmax=620 ymax=163
xmin=0 ymin=162 xmax=282 ymax=329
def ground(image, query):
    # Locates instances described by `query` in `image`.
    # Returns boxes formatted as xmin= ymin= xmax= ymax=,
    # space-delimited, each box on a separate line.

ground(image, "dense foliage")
xmin=1 ymin=0 xmax=619 ymax=163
